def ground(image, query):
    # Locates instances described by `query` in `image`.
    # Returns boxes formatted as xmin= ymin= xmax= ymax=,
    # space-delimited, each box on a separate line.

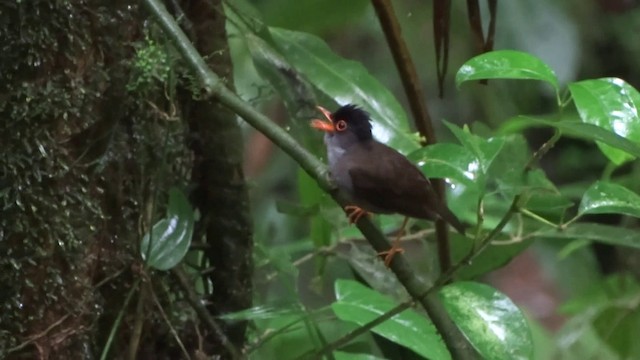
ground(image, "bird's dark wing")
xmin=346 ymin=142 xmax=440 ymax=220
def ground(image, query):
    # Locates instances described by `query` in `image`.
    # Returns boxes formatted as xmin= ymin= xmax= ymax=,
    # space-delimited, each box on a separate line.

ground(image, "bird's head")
xmin=311 ymin=104 xmax=373 ymax=142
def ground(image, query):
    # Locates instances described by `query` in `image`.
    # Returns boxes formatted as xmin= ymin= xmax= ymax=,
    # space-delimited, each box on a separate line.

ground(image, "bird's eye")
xmin=335 ymin=120 xmax=348 ymax=131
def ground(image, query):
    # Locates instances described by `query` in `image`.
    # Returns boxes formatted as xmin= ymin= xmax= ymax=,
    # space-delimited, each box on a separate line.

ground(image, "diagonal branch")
xmin=371 ymin=0 xmax=453 ymax=275
xmin=142 ymin=0 xmax=477 ymax=357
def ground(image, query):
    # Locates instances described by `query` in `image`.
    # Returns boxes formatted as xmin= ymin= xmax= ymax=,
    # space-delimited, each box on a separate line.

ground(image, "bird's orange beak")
xmin=310 ymin=105 xmax=335 ymax=132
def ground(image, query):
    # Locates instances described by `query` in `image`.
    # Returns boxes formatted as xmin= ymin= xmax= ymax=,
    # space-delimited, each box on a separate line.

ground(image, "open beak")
xmin=310 ymin=105 xmax=335 ymax=132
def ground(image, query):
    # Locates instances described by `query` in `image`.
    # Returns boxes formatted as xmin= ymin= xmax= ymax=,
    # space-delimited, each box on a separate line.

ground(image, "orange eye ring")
xmin=335 ymin=120 xmax=347 ymax=131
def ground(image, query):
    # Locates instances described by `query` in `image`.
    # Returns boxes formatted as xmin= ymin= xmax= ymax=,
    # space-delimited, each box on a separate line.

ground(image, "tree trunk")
xmin=179 ymin=0 xmax=253 ymax=356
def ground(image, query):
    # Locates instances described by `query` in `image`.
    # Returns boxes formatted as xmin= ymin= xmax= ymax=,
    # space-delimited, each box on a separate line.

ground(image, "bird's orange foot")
xmin=378 ymin=244 xmax=405 ymax=267
xmin=377 ymin=217 xmax=409 ymax=267
xmin=344 ymin=205 xmax=370 ymax=224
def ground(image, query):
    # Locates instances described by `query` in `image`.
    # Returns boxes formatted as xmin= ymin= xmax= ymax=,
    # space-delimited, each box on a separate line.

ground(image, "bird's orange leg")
xmin=344 ymin=205 xmax=371 ymax=224
xmin=378 ymin=217 xmax=409 ymax=267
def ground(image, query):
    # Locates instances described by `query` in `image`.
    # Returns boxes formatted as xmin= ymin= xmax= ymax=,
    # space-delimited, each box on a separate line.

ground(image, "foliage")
xmin=224 ymin=1 xmax=640 ymax=359
xmin=4 ymin=0 xmax=640 ymax=358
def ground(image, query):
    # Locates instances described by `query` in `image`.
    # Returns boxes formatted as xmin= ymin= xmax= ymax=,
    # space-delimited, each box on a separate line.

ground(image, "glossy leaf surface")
xmin=456 ymin=50 xmax=559 ymax=91
xmin=440 ymin=281 xmax=533 ymax=360
xmin=444 ymin=121 xmax=506 ymax=175
xmin=579 ymin=181 xmax=640 ymax=218
xmin=141 ymin=188 xmax=194 ymax=270
xmin=270 ymin=27 xmax=418 ymax=154
xmin=407 ymin=143 xmax=479 ymax=189
xmin=569 ymin=78 xmax=640 ymax=164
xmin=332 ymin=279 xmax=450 ymax=360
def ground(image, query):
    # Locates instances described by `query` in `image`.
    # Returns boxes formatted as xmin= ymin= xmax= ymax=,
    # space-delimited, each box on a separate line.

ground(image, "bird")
xmin=311 ymin=104 xmax=465 ymax=266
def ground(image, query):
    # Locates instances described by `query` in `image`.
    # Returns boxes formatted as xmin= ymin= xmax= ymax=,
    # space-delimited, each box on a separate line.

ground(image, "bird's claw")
xmin=344 ymin=205 xmax=370 ymax=224
xmin=378 ymin=245 xmax=406 ymax=267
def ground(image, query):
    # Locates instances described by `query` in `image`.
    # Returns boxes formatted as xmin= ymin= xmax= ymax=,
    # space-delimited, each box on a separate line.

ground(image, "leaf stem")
xmin=519 ymin=208 xmax=560 ymax=229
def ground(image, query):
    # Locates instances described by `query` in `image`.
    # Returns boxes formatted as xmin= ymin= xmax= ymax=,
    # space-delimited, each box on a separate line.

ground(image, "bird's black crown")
xmin=332 ymin=104 xmax=372 ymax=140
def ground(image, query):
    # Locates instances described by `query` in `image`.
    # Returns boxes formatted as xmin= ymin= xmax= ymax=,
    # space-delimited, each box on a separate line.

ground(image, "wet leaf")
xmin=569 ymin=78 xmax=640 ymax=164
xmin=332 ymin=279 xmax=450 ymax=360
xmin=141 ymin=188 xmax=194 ymax=271
xmin=451 ymin=232 xmax=534 ymax=279
xmin=270 ymin=27 xmax=418 ymax=154
xmin=500 ymin=116 xmax=640 ymax=159
xmin=407 ymin=143 xmax=479 ymax=189
xmin=439 ymin=281 xmax=533 ymax=360
xmin=538 ymin=223 xmax=640 ymax=249
xmin=444 ymin=121 xmax=506 ymax=175
xmin=579 ymin=181 xmax=640 ymax=218
xmin=456 ymin=50 xmax=559 ymax=91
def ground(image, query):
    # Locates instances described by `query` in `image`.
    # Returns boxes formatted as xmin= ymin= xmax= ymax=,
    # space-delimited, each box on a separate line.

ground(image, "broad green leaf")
xmin=444 ymin=122 xmax=506 ymax=176
xmin=456 ymin=50 xmax=559 ymax=91
xmin=333 ymin=351 xmax=385 ymax=360
xmin=439 ymin=281 xmax=533 ymax=360
xmin=486 ymin=134 xmax=529 ymax=195
xmin=245 ymin=33 xmax=316 ymax=121
xmin=332 ymin=279 xmax=451 ymax=360
xmin=450 ymin=232 xmax=534 ymax=280
xmin=270 ymin=27 xmax=419 ymax=154
xmin=407 ymin=143 xmax=479 ymax=189
xmin=538 ymin=223 xmax=640 ymax=249
xmin=500 ymin=115 xmax=640 ymax=159
xmin=569 ymin=78 xmax=640 ymax=164
xmin=579 ymin=181 xmax=640 ymax=218
xmin=141 ymin=188 xmax=194 ymax=270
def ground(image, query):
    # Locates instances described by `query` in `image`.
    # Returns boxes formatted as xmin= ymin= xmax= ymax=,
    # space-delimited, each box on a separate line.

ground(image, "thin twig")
xmin=172 ymin=266 xmax=241 ymax=359
xmin=7 ymin=315 xmax=71 ymax=354
xmin=149 ymin=281 xmax=193 ymax=360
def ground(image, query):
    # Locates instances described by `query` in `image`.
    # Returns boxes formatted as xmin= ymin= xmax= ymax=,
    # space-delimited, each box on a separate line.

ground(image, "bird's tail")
xmin=438 ymin=206 xmax=466 ymax=235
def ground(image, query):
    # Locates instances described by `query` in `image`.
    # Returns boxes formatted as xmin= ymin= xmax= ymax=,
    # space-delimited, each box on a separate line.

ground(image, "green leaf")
xmin=538 ymin=223 xmax=640 ymax=249
xmin=141 ymin=188 xmax=194 ymax=270
xmin=456 ymin=50 xmax=559 ymax=91
xmin=444 ymin=122 xmax=506 ymax=175
xmin=439 ymin=281 xmax=533 ymax=360
xmin=451 ymin=233 xmax=534 ymax=279
xmin=332 ymin=279 xmax=451 ymax=360
xmin=569 ymin=78 xmax=640 ymax=164
xmin=486 ymin=134 xmax=529 ymax=195
xmin=407 ymin=143 xmax=479 ymax=189
xmin=579 ymin=181 xmax=640 ymax=218
xmin=500 ymin=115 xmax=640 ymax=160
xmin=270 ymin=27 xmax=419 ymax=154
xmin=333 ymin=351 xmax=386 ymax=360
xmin=245 ymin=33 xmax=316 ymax=118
